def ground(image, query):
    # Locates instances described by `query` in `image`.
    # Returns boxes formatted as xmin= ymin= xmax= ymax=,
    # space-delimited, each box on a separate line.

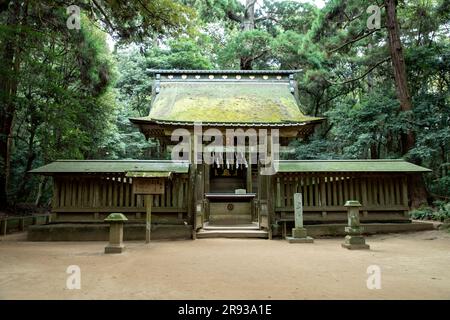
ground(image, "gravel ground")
xmin=1 ymin=230 xmax=449 ymax=299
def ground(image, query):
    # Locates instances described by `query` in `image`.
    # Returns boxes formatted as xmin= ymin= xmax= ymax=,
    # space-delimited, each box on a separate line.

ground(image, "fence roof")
xmin=275 ymin=160 xmax=432 ymax=173
xmin=29 ymin=160 xmax=190 ymax=175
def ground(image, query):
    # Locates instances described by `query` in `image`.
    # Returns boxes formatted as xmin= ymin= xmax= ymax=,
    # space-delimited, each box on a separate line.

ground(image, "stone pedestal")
xmin=342 ymin=201 xmax=370 ymax=250
xmin=341 ymin=235 xmax=370 ymax=250
xmin=104 ymin=213 xmax=128 ymax=254
xmin=287 ymin=227 xmax=314 ymax=243
xmin=287 ymin=193 xmax=314 ymax=244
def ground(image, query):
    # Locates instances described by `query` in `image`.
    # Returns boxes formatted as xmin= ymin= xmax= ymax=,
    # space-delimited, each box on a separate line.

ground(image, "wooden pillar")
xmin=246 ymin=155 xmax=252 ymax=193
xmin=320 ymin=176 xmax=326 ymax=207
xmin=204 ymin=163 xmax=210 ymax=194
xmin=145 ymin=194 xmax=153 ymax=243
xmin=361 ymin=177 xmax=368 ymax=206
xmin=402 ymin=175 xmax=408 ymax=206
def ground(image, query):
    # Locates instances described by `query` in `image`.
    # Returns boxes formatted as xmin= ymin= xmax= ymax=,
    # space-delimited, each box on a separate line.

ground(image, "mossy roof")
xmin=132 ymin=77 xmax=322 ymax=125
xmin=275 ymin=160 xmax=432 ymax=173
xmin=29 ymin=160 xmax=189 ymax=175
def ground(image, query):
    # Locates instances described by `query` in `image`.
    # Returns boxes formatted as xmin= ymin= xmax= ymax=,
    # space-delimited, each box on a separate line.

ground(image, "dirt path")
xmin=1 ymin=230 xmax=450 ymax=299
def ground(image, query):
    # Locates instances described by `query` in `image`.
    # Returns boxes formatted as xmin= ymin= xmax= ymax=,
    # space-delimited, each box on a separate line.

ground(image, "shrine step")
xmin=203 ymin=222 xmax=259 ymax=230
xmin=196 ymin=229 xmax=269 ymax=239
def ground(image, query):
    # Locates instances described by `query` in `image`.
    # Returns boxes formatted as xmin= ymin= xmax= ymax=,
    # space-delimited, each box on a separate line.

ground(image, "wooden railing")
xmin=0 ymin=213 xmax=52 ymax=236
xmin=52 ymin=174 xmax=189 ymax=219
xmin=273 ymin=172 xmax=409 ymax=222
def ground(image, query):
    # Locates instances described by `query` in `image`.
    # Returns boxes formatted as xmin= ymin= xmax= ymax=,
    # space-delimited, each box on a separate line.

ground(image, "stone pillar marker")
xmin=286 ymin=193 xmax=314 ymax=243
xmin=341 ymin=200 xmax=370 ymax=250
xmin=104 ymin=213 xmax=128 ymax=254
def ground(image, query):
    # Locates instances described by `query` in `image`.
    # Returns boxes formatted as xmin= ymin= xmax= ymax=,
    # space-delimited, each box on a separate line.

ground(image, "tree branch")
xmin=329 ymin=29 xmax=377 ymax=53
xmin=91 ymin=0 xmax=116 ymax=32
xmin=245 ymin=0 xmax=258 ymax=11
xmin=226 ymin=10 xmax=243 ymax=23
xmin=328 ymin=57 xmax=391 ymax=86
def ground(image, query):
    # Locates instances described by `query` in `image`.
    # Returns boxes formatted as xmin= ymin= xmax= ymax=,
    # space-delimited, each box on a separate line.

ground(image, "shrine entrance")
xmin=203 ymin=162 xmax=259 ymax=227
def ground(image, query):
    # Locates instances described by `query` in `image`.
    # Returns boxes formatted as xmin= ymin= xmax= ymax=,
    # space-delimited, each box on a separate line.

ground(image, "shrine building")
xmin=29 ymin=70 xmax=433 ymax=240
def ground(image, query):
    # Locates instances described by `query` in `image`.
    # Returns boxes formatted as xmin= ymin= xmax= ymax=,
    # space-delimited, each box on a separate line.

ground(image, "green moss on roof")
xmin=104 ymin=213 xmax=128 ymax=222
xmin=125 ymin=171 xmax=172 ymax=178
xmin=144 ymin=82 xmax=321 ymax=123
xmin=29 ymin=160 xmax=189 ymax=175
xmin=275 ymin=160 xmax=432 ymax=173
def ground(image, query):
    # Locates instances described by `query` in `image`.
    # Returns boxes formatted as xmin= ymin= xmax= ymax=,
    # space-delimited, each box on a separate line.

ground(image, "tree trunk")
xmin=408 ymin=174 xmax=428 ymax=209
xmin=240 ymin=0 xmax=257 ymax=70
xmin=0 ymin=1 xmax=21 ymax=208
xmin=15 ymin=124 xmax=37 ymax=201
xmin=385 ymin=0 xmax=428 ymax=206
xmin=34 ymin=176 xmax=48 ymax=207
xmin=385 ymin=0 xmax=415 ymax=154
xmin=242 ymin=0 xmax=256 ymax=31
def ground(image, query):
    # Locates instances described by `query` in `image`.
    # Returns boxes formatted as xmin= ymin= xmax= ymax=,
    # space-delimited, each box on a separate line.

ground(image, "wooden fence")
xmin=274 ymin=172 xmax=409 ymax=224
xmin=51 ymin=173 xmax=189 ymax=221
xmin=0 ymin=214 xmax=51 ymax=236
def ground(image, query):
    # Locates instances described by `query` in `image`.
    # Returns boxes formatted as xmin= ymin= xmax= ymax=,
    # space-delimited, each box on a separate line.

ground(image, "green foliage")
xmin=218 ymin=29 xmax=273 ymax=69
xmin=2 ymin=0 xmax=449 ymax=207
xmin=410 ymin=201 xmax=450 ymax=222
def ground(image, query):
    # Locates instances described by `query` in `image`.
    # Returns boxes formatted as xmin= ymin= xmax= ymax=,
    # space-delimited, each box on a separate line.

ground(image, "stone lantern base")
xmin=341 ymin=235 xmax=370 ymax=250
xmin=286 ymin=227 xmax=314 ymax=243
xmin=105 ymin=244 xmax=125 ymax=254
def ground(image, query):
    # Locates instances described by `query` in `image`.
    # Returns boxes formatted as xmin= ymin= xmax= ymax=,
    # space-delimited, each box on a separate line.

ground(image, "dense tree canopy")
xmin=0 ymin=0 xmax=449 ymax=209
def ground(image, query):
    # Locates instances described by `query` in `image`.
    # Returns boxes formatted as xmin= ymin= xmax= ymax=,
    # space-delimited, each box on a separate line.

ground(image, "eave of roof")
xmin=147 ymin=69 xmax=300 ymax=75
xmin=29 ymin=160 xmax=190 ymax=175
xmin=275 ymin=160 xmax=432 ymax=173
xmin=129 ymin=117 xmax=323 ymax=127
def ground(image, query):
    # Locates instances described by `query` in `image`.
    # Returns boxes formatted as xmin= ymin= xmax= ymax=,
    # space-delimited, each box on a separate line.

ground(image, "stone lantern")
xmin=341 ymin=200 xmax=370 ymax=250
xmin=104 ymin=213 xmax=128 ymax=254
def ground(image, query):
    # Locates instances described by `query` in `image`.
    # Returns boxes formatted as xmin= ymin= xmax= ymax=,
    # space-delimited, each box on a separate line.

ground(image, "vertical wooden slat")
xmin=349 ymin=176 xmax=354 ymax=200
xmin=65 ymin=179 xmax=72 ymax=207
xmin=288 ymin=176 xmax=293 ymax=207
xmin=384 ymin=177 xmax=390 ymax=205
xmin=107 ymin=177 xmax=113 ymax=207
xmin=361 ymin=177 xmax=367 ymax=206
xmin=332 ymin=176 xmax=337 ymax=206
xmin=343 ymin=175 xmax=349 ymax=203
xmin=319 ymin=176 xmax=326 ymax=207
xmin=124 ymin=178 xmax=129 ymax=207
xmin=275 ymin=177 xmax=281 ymax=208
xmin=178 ymin=179 xmax=184 ymax=208
xmin=173 ymin=178 xmax=179 ymax=208
xmin=53 ymin=179 xmax=60 ymax=208
xmin=313 ymin=175 xmax=319 ymax=207
xmin=112 ymin=176 xmax=117 ymax=207
xmin=379 ymin=178 xmax=385 ymax=205
xmin=401 ymin=175 xmax=408 ymax=206
xmin=131 ymin=178 xmax=136 ymax=207
xmin=326 ymin=175 xmax=331 ymax=207
xmin=307 ymin=175 xmax=312 ymax=206
xmin=59 ymin=179 xmax=65 ymax=207
xmin=89 ymin=179 xmax=94 ymax=207
xmin=366 ymin=177 xmax=372 ymax=205
xmin=389 ymin=178 xmax=395 ymax=205
xmin=394 ymin=178 xmax=400 ymax=205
